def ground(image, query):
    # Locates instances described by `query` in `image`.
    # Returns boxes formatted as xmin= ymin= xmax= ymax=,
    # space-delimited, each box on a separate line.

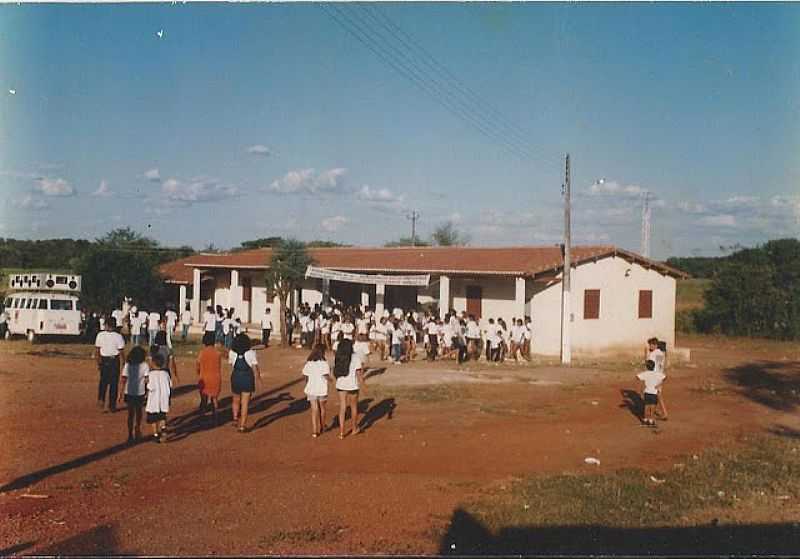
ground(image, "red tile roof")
xmin=159 ymin=245 xmax=686 ymax=284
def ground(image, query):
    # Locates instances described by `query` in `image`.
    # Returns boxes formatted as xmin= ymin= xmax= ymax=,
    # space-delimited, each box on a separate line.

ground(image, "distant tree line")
xmin=685 ymin=238 xmax=800 ymax=339
xmin=665 ymin=256 xmax=728 ymax=279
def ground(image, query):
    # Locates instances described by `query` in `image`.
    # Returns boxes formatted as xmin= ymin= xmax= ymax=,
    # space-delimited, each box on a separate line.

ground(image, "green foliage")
xmin=384 ymin=236 xmax=431 ymax=247
xmin=0 ymin=238 xmax=92 ymax=270
xmin=431 ymin=221 xmax=470 ymax=246
xmin=695 ymin=238 xmax=800 ymax=339
xmin=264 ymin=239 xmax=314 ymax=346
xmin=665 ymin=256 xmax=726 ymax=279
xmin=239 ymin=237 xmax=285 ymax=250
xmin=305 ymin=240 xmax=351 ymax=248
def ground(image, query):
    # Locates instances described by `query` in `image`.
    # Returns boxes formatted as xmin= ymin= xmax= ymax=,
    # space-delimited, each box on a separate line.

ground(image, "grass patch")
xmin=367 ymin=383 xmax=475 ymax=404
xmin=677 ymin=278 xmax=710 ymax=312
xmin=464 ymin=435 xmax=799 ymax=530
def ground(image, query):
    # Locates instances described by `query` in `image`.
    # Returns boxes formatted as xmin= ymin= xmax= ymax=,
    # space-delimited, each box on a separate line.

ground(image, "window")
xmin=638 ymin=290 xmax=653 ymax=319
xmin=583 ymin=289 xmax=600 ymax=320
xmin=26 ymin=299 xmax=35 ymax=309
xmin=39 ymin=299 xmax=48 ymax=310
xmin=50 ymin=300 xmax=74 ymax=311
xmin=3 ymin=298 xmax=11 ymax=308
xmin=13 ymin=298 xmax=21 ymax=308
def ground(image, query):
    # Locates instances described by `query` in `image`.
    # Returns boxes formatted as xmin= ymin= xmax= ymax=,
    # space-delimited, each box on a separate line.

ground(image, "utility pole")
xmin=641 ymin=191 xmax=652 ymax=258
xmin=406 ymin=210 xmax=420 ymax=246
xmin=561 ymin=153 xmax=572 ymax=366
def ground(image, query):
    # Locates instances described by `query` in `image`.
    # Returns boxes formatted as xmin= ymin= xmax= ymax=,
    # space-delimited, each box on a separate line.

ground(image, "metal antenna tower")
xmin=641 ymin=191 xmax=652 ymax=258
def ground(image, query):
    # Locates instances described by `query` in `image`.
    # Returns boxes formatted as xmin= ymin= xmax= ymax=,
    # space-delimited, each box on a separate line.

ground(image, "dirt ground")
xmin=1 ymin=334 xmax=799 ymax=555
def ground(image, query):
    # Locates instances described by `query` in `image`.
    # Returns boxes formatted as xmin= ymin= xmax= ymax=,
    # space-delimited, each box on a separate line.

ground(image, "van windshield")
xmin=50 ymin=300 xmax=74 ymax=311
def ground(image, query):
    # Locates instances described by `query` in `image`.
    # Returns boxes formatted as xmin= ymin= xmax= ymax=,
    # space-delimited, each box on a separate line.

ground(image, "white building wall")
xmin=531 ymin=256 xmax=676 ymax=356
xmin=450 ymin=276 xmax=527 ymax=329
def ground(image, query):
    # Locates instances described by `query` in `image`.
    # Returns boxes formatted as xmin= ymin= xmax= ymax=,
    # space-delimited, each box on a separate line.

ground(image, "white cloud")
xmin=161 ymin=177 xmax=239 ymax=203
xmin=586 ymin=179 xmax=645 ymax=198
xmin=34 ymin=177 xmax=75 ymax=196
xmin=144 ymin=168 xmax=161 ymax=182
xmin=357 ymin=185 xmax=404 ymax=205
xmin=246 ymin=144 xmax=271 ymax=157
xmin=677 ymin=201 xmax=707 ymax=214
xmin=92 ymin=180 xmax=113 ymax=197
xmin=267 ymin=167 xmax=347 ymax=195
xmin=699 ymin=214 xmax=737 ymax=227
xmin=321 ymin=215 xmax=349 ymax=233
xmin=724 ymin=195 xmax=759 ymax=207
xmin=12 ymin=194 xmax=49 ymax=210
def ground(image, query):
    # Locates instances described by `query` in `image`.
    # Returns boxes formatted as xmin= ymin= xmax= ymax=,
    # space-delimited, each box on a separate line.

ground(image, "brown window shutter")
xmin=639 ymin=290 xmax=653 ymax=319
xmin=584 ymin=289 xmax=600 ymax=320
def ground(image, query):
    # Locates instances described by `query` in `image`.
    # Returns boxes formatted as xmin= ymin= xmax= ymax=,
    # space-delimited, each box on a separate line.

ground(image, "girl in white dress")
xmin=303 ymin=344 xmax=332 ymax=438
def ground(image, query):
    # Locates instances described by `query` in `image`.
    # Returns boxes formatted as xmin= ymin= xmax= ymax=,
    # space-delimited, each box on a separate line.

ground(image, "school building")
xmin=158 ymin=245 xmax=686 ymax=357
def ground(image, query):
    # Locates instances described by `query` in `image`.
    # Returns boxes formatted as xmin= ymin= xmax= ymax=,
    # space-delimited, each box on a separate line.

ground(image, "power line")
xmin=322 ymin=4 xmax=555 ymax=167
xmin=360 ymin=4 xmax=561 ymax=169
xmin=337 ymin=4 xmax=543 ymax=164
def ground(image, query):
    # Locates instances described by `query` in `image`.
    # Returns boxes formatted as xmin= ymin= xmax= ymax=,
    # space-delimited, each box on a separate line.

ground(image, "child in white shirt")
xmin=146 ymin=352 xmax=172 ymax=443
xmin=303 ymin=344 xmax=332 ymax=438
xmin=637 ymin=359 xmax=665 ymax=427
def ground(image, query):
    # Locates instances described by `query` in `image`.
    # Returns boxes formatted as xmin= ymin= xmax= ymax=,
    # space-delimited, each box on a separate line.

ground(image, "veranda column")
xmin=375 ymin=283 xmax=385 ymax=316
xmin=191 ymin=268 xmax=201 ymax=323
xmin=179 ymin=285 xmax=187 ymax=316
xmin=439 ymin=275 xmax=450 ymax=319
xmin=230 ymin=269 xmax=242 ymax=317
xmin=515 ymin=277 xmax=526 ymax=319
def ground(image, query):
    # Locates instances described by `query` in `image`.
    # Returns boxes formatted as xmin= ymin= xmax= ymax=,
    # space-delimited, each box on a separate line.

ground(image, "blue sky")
xmin=1 ymin=2 xmax=798 ymax=258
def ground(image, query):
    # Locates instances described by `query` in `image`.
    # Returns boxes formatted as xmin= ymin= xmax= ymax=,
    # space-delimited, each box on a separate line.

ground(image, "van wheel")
xmin=27 ymin=330 xmax=37 ymax=344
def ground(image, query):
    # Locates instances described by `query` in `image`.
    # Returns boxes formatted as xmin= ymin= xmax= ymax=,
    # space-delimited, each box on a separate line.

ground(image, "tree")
xmin=239 ymin=237 xmax=285 ymax=250
xmin=263 ymin=239 xmax=314 ymax=347
xmin=384 ymin=237 xmax=431 ymax=248
xmin=431 ymin=221 xmax=469 ymax=246
xmin=695 ymin=238 xmax=800 ymax=339
xmin=76 ymin=244 xmax=167 ymax=311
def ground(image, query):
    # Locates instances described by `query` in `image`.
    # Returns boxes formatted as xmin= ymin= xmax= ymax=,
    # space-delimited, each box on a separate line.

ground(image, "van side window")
xmin=27 ymin=299 xmax=36 ymax=309
xmin=39 ymin=299 xmax=48 ymax=310
xmin=18 ymin=299 xmax=25 ymax=309
xmin=50 ymin=300 xmax=73 ymax=311
xmin=12 ymin=299 xmax=19 ymax=308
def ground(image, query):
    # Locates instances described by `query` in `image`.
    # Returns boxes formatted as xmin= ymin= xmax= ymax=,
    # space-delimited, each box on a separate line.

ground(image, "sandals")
xmin=338 ymin=432 xmax=346 ymax=440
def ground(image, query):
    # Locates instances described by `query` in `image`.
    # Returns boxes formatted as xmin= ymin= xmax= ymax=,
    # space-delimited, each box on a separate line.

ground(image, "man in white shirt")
xmin=425 ymin=317 xmax=439 ymax=361
xmin=147 ymin=310 xmax=161 ymax=346
xmin=261 ymin=308 xmax=273 ymax=348
xmin=95 ymin=317 xmax=126 ymax=413
xmin=165 ymin=307 xmax=178 ymax=333
xmin=180 ymin=306 xmax=192 ymax=341
xmin=465 ymin=315 xmax=481 ymax=360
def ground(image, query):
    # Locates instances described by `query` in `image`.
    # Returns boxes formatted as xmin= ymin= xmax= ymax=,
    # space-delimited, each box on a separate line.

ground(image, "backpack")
xmin=333 ymin=340 xmax=353 ymax=378
xmin=232 ymin=352 xmax=252 ymax=376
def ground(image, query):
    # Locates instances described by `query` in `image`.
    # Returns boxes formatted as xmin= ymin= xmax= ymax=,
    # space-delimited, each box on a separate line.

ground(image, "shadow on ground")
xmin=724 ymin=361 xmax=800 ymax=412
xmin=438 ymin=508 xmax=800 ymax=555
xmin=0 ymin=377 xmax=304 ymax=493
xmin=34 ymin=524 xmax=130 ymax=555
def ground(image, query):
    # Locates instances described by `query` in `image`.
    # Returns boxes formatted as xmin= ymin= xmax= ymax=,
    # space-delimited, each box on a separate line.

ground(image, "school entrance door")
xmin=466 ymin=286 xmax=482 ymax=318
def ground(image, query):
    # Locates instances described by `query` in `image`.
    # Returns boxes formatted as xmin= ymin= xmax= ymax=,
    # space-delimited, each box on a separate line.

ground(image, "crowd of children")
xmin=283 ymin=302 xmax=535 ymax=366
xmin=90 ymin=296 xmax=670 ymax=443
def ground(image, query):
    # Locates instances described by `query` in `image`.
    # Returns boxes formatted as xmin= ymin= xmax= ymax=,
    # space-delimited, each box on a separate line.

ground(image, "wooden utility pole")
xmin=561 ymin=153 xmax=572 ymax=365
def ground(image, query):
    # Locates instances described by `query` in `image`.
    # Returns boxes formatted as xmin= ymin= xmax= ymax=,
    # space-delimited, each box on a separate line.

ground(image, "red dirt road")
xmin=1 ymin=335 xmax=798 ymax=554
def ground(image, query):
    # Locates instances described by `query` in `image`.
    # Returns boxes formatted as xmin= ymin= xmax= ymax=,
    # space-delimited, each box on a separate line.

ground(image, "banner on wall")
xmin=305 ymin=266 xmax=430 ymax=287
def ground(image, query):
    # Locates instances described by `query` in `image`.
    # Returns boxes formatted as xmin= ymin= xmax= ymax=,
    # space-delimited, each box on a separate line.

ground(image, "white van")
xmin=3 ymin=291 xmax=82 ymax=342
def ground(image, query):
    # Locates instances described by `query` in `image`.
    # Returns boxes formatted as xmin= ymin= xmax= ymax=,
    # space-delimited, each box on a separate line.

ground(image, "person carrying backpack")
xmin=333 ymin=338 xmax=365 ymax=439
xmin=228 ymin=333 xmax=262 ymax=432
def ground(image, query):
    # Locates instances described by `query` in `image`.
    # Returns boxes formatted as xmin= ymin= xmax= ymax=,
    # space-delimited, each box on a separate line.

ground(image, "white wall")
xmin=449 ymin=276 xmax=527 ymax=329
xmin=531 ymin=256 xmax=676 ymax=356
